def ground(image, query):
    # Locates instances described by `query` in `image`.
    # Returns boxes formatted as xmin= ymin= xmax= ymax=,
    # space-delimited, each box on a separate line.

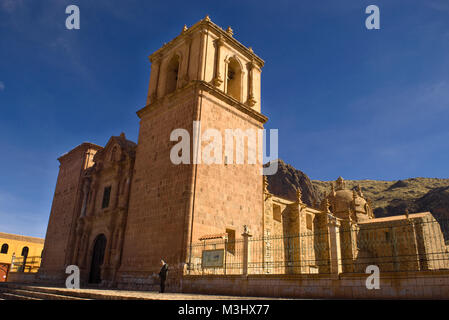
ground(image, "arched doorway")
xmin=89 ymin=234 xmax=107 ymax=284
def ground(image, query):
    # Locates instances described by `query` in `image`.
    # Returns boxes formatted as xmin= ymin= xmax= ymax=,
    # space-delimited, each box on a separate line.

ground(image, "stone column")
xmin=71 ymin=220 xmax=84 ymax=264
xmin=246 ymin=60 xmax=257 ymax=107
xmin=241 ymin=225 xmax=253 ymax=276
xmin=87 ymin=178 xmax=98 ymax=216
xmin=104 ymin=222 xmax=115 ymax=267
xmin=327 ymin=215 xmax=342 ymax=275
xmin=80 ymin=180 xmax=90 ymax=217
xmin=213 ymin=36 xmax=224 ymax=87
xmin=111 ymin=173 xmax=120 ymax=209
xmin=197 ymin=28 xmax=209 ymax=81
xmin=409 ymin=219 xmax=422 ymax=270
xmin=149 ymin=54 xmax=162 ymax=103
xmin=182 ymin=35 xmax=193 ymax=87
xmin=79 ymin=224 xmax=91 ymax=268
xmin=339 ymin=219 xmax=359 ymax=273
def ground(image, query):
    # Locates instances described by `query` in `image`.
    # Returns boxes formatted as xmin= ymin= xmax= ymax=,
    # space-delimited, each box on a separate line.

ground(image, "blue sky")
xmin=1 ymin=0 xmax=449 ymax=237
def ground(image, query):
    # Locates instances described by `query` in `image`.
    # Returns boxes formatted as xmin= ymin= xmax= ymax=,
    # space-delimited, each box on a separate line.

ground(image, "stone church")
xmin=39 ymin=16 xmax=265 ymax=288
xmin=38 ymin=17 xmax=449 ymax=289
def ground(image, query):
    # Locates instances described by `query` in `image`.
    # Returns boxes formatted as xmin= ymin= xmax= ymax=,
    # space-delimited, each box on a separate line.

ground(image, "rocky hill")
xmin=265 ymin=159 xmax=319 ymax=206
xmin=268 ymin=159 xmax=449 ymax=221
xmin=313 ymin=178 xmax=449 ymax=219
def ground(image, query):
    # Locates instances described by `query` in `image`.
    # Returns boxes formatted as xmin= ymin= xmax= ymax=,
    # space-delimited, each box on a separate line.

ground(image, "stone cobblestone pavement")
xmin=79 ymin=289 xmax=280 ymax=300
xmin=55 ymin=287 xmax=280 ymax=300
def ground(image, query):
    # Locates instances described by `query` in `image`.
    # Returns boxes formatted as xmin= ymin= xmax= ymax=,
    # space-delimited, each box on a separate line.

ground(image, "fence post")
xmin=327 ymin=215 xmax=342 ymax=275
xmin=242 ymin=225 xmax=252 ymax=276
xmin=224 ymin=238 xmax=227 ymax=275
xmin=11 ymin=253 xmax=15 ymax=271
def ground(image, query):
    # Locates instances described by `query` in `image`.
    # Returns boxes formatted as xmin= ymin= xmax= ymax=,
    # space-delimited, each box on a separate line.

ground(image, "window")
xmin=19 ymin=246 xmax=29 ymax=273
xmin=226 ymin=229 xmax=236 ymax=255
xmin=165 ymin=55 xmax=180 ymax=95
xmin=1 ymin=243 xmax=8 ymax=254
xmin=102 ymin=186 xmax=112 ymax=209
xmin=273 ymin=204 xmax=281 ymax=222
xmin=226 ymin=58 xmax=242 ymax=101
xmin=21 ymin=246 xmax=29 ymax=257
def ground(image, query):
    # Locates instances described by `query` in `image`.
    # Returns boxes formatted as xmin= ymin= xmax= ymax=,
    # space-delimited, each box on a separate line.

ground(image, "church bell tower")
xmin=117 ymin=16 xmax=267 ymax=288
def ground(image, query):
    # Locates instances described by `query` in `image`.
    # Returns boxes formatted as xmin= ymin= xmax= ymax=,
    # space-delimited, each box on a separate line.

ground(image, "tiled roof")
xmin=198 ymin=233 xmax=228 ymax=241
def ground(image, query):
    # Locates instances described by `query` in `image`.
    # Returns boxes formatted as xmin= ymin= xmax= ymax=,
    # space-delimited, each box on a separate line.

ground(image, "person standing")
xmin=158 ymin=259 xmax=168 ymax=293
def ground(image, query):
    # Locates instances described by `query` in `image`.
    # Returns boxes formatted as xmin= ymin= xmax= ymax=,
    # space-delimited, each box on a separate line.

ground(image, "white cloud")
xmin=0 ymin=81 xmax=4 ymax=91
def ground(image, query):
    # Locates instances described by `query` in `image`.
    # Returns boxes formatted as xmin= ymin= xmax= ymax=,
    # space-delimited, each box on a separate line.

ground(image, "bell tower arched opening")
xmin=226 ymin=57 xmax=242 ymax=101
xmin=165 ymin=55 xmax=180 ymax=95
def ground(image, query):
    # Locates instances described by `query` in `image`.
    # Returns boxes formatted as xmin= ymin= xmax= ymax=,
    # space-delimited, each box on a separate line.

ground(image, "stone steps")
xmin=0 ymin=291 xmax=42 ymax=300
xmin=2 ymin=287 xmax=91 ymax=300
xmin=0 ymin=282 xmax=276 ymax=300
xmin=0 ymin=283 xmax=148 ymax=300
xmin=0 ymin=284 xmax=92 ymax=300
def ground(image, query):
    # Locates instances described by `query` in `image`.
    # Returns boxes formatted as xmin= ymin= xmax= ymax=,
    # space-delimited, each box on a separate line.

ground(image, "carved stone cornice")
xmin=136 ymin=80 xmax=268 ymax=124
xmin=148 ymin=17 xmax=264 ymax=69
xmin=149 ymin=53 xmax=163 ymax=65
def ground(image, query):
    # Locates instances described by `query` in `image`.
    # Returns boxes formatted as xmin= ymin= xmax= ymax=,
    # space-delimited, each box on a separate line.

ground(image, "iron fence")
xmin=10 ymin=256 xmax=42 ymax=273
xmin=186 ymin=217 xmax=449 ymax=275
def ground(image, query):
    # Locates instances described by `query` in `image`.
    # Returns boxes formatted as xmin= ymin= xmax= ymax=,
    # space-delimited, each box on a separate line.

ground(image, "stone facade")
xmin=39 ymin=143 xmax=101 ymax=283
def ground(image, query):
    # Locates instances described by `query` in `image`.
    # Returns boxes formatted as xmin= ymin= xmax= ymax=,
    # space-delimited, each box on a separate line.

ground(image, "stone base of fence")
xmin=181 ymin=270 xmax=449 ymax=299
xmin=7 ymin=272 xmax=38 ymax=283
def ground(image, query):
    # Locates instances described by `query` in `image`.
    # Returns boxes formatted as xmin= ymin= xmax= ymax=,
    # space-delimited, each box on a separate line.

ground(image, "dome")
xmin=335 ymin=189 xmax=353 ymax=202
xmin=329 ymin=189 xmax=353 ymax=218
xmin=327 ymin=177 xmax=373 ymax=221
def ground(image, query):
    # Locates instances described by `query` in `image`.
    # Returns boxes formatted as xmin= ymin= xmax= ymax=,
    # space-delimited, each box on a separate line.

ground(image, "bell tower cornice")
xmin=137 ymin=80 xmax=268 ymax=124
xmin=148 ymin=16 xmax=264 ymax=69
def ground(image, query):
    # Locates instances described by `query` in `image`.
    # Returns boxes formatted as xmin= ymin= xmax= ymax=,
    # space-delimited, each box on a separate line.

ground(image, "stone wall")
xmin=191 ymin=91 xmax=264 ymax=243
xmin=181 ymin=271 xmax=449 ymax=299
xmin=7 ymin=272 xmax=38 ymax=284
xmin=117 ymin=87 xmax=198 ymax=284
xmin=40 ymin=143 xmax=101 ymax=279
